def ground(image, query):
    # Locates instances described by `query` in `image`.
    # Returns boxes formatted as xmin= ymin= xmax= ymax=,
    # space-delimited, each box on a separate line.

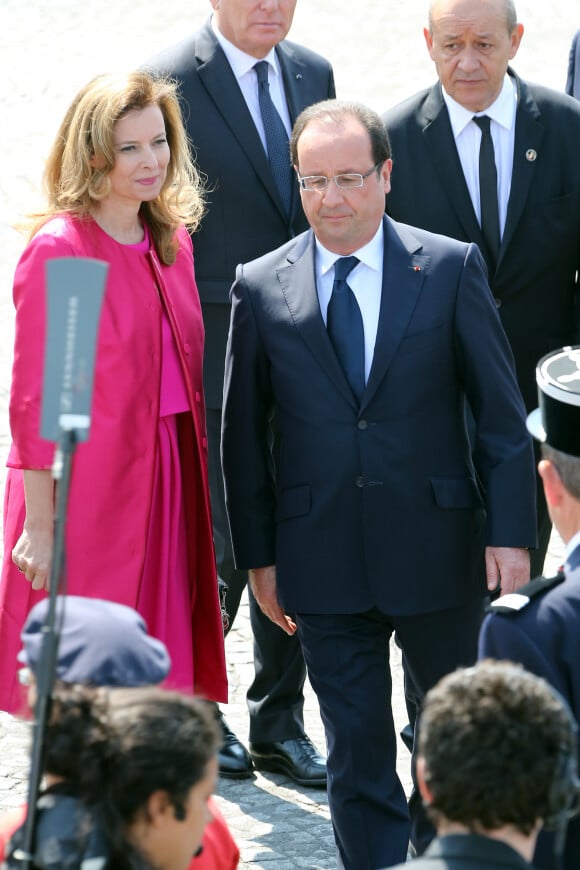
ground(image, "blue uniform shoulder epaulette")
xmin=486 ymin=571 xmax=565 ymax=615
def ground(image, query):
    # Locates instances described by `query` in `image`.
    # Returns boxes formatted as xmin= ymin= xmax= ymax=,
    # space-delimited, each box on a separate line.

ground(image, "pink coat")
xmin=0 ymin=215 xmax=227 ymax=711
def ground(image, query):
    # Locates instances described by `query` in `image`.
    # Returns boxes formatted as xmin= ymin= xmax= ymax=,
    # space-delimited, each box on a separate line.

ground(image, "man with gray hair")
xmin=382 ymin=0 xmax=580 ymax=579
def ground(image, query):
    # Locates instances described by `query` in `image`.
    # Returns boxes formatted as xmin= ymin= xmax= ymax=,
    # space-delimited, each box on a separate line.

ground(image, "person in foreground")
xmin=0 ymin=595 xmax=239 ymax=869
xmin=387 ymin=660 xmax=580 ymax=870
xmin=17 ymin=685 xmax=221 ymax=870
xmin=221 ymin=98 xmax=537 ymax=868
xmin=0 ymin=71 xmax=227 ymax=712
xmin=148 ymin=0 xmax=334 ymax=785
xmin=479 ymin=345 xmax=580 ymax=869
xmin=382 ymin=0 xmax=580 ymax=578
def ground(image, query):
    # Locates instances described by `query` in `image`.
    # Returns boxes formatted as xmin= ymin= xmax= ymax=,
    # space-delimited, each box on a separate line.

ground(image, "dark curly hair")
xmin=418 ymin=660 xmax=577 ymax=835
xmin=44 ymin=685 xmax=221 ymax=869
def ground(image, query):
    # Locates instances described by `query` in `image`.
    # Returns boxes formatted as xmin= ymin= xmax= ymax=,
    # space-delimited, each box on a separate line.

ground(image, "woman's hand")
xmin=13 ymin=526 xmax=53 ymax=590
xmin=12 ymin=469 xmax=54 ymax=590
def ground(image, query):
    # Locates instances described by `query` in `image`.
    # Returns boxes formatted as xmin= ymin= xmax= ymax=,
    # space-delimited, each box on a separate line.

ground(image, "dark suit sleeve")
xmin=222 ymin=268 xmax=276 ymax=569
xmin=453 ymin=244 xmax=537 ymax=547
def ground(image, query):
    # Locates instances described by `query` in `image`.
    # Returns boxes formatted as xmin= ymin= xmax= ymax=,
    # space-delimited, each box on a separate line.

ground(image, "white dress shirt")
xmin=315 ymin=223 xmax=384 ymax=383
xmin=442 ymin=74 xmax=517 ymax=237
xmin=211 ymin=15 xmax=292 ymax=152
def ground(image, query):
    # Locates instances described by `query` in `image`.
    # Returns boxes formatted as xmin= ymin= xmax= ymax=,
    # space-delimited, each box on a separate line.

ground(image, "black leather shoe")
xmin=218 ymin=713 xmax=254 ymax=779
xmin=249 ymin=736 xmax=327 ymax=787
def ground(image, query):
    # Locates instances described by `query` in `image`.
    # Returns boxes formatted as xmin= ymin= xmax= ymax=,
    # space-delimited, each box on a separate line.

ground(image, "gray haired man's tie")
xmin=254 ymin=61 xmax=293 ymax=216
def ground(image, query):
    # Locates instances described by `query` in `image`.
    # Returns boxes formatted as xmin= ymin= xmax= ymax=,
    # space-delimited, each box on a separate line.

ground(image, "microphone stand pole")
xmin=14 ymin=425 xmax=78 ymax=869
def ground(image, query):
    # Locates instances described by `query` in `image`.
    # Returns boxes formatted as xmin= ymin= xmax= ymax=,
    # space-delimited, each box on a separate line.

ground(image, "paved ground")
xmin=0 ymin=2 xmax=576 ymax=867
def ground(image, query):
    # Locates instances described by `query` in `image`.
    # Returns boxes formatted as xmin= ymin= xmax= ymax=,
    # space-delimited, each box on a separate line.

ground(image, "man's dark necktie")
xmin=254 ymin=61 xmax=292 ymax=216
xmin=473 ymin=115 xmax=500 ymax=268
xmin=327 ymin=256 xmax=365 ymax=402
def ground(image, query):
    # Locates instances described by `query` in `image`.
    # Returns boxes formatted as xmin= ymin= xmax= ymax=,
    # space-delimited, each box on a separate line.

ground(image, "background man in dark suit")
xmin=389 ymin=660 xmax=579 ymax=870
xmin=382 ymin=0 xmax=580 ymax=578
xmin=149 ymin=0 xmax=334 ymax=785
xmin=480 ymin=346 xmax=580 ymax=870
xmin=221 ymin=100 xmax=537 ymax=868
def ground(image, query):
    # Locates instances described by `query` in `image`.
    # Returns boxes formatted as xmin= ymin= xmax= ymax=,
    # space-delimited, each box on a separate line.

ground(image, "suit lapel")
xmin=421 ymin=85 xmax=485 ymax=248
xmin=363 ymin=218 xmax=427 ymax=407
xmin=277 ymin=233 xmax=359 ymax=409
xmin=277 ymin=221 xmax=428 ymax=411
xmin=195 ymin=24 xmax=289 ymax=221
xmin=500 ymin=73 xmax=544 ymax=269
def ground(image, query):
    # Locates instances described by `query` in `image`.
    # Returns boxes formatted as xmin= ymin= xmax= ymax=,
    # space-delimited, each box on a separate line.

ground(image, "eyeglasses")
xmin=297 ymin=162 xmax=383 ymax=192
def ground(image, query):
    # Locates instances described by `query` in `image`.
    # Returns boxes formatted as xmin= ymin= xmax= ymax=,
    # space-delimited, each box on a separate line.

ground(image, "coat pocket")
xmin=275 ymin=484 xmax=311 ymax=521
xmin=430 ymin=476 xmax=484 ymax=510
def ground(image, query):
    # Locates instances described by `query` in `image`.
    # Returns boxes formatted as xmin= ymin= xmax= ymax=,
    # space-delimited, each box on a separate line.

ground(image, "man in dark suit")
xmin=480 ymin=345 xmax=580 ymax=870
xmin=388 ymin=660 xmax=579 ymax=870
xmin=221 ymin=100 xmax=537 ymax=868
xmin=382 ymin=0 xmax=580 ymax=578
xmin=149 ymin=0 xmax=334 ymax=784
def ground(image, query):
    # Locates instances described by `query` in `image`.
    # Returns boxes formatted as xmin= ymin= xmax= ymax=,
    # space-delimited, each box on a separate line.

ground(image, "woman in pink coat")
xmin=0 ymin=71 xmax=228 ymax=712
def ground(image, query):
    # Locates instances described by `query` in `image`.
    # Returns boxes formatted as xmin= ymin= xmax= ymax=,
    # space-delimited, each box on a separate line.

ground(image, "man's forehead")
xmin=298 ymin=116 xmax=368 ymax=148
xmin=430 ymin=0 xmax=507 ymax=26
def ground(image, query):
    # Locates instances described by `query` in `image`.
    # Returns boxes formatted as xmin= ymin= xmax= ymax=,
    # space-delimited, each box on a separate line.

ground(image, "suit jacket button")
xmin=494 ymin=297 xmax=502 ymax=308
xmin=355 ymin=476 xmax=365 ymax=488
xmin=357 ymin=419 xmax=368 ymax=430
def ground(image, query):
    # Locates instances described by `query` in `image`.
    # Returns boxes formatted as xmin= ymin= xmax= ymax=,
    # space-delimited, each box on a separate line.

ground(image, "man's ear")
xmin=538 ymin=459 xmax=565 ymax=509
xmin=423 ymin=27 xmax=435 ymax=61
xmin=417 ymin=756 xmax=434 ymax=806
xmin=145 ymin=790 xmax=173 ymax=827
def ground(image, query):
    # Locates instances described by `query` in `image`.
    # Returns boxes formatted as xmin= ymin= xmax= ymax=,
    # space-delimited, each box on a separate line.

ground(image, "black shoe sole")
xmin=251 ymin=754 xmax=327 ymax=787
xmin=218 ymin=765 xmax=255 ymax=780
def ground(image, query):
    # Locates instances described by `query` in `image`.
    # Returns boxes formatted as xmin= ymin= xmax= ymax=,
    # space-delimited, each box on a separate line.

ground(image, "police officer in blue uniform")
xmin=479 ymin=345 xmax=580 ymax=870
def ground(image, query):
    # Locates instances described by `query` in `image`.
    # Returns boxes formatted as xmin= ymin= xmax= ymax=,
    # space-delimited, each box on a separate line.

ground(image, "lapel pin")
xmin=525 ymin=149 xmax=537 ymax=162
xmin=413 ymin=265 xmax=421 ymax=271
xmin=296 ymin=73 xmax=303 ymax=80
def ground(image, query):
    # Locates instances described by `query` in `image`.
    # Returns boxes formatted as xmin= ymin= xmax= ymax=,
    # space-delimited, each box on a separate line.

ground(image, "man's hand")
xmin=485 ymin=546 xmax=530 ymax=596
xmin=248 ymin=565 xmax=297 ymax=636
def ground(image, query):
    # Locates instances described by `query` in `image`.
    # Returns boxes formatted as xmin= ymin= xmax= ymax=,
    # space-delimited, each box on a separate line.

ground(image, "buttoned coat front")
xmin=222 ymin=217 xmax=537 ymax=617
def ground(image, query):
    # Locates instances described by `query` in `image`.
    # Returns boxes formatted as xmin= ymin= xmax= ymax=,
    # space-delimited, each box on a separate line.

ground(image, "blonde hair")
xmin=36 ymin=71 xmax=204 ymax=265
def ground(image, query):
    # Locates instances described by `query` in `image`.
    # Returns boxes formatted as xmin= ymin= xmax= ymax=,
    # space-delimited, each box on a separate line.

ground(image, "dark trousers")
xmin=206 ymin=408 xmax=306 ymax=742
xmin=296 ymin=598 xmax=485 ymax=870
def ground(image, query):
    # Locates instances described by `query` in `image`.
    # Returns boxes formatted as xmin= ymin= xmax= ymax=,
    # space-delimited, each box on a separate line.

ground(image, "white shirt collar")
xmin=442 ymin=73 xmax=517 ymax=138
xmin=211 ymin=15 xmax=281 ymax=80
xmin=565 ymin=530 xmax=580 ymax=566
xmin=316 ymin=222 xmax=384 ymax=278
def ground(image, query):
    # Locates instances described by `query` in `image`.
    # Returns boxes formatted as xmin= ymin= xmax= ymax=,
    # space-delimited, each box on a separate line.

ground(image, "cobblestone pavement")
xmin=0 ymin=2 xmax=575 ymax=867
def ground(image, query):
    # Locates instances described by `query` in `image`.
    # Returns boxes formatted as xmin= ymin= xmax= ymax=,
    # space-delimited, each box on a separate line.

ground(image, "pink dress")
xmin=133 ymin=231 xmax=194 ymax=691
xmin=0 ymin=216 xmax=228 ymax=712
